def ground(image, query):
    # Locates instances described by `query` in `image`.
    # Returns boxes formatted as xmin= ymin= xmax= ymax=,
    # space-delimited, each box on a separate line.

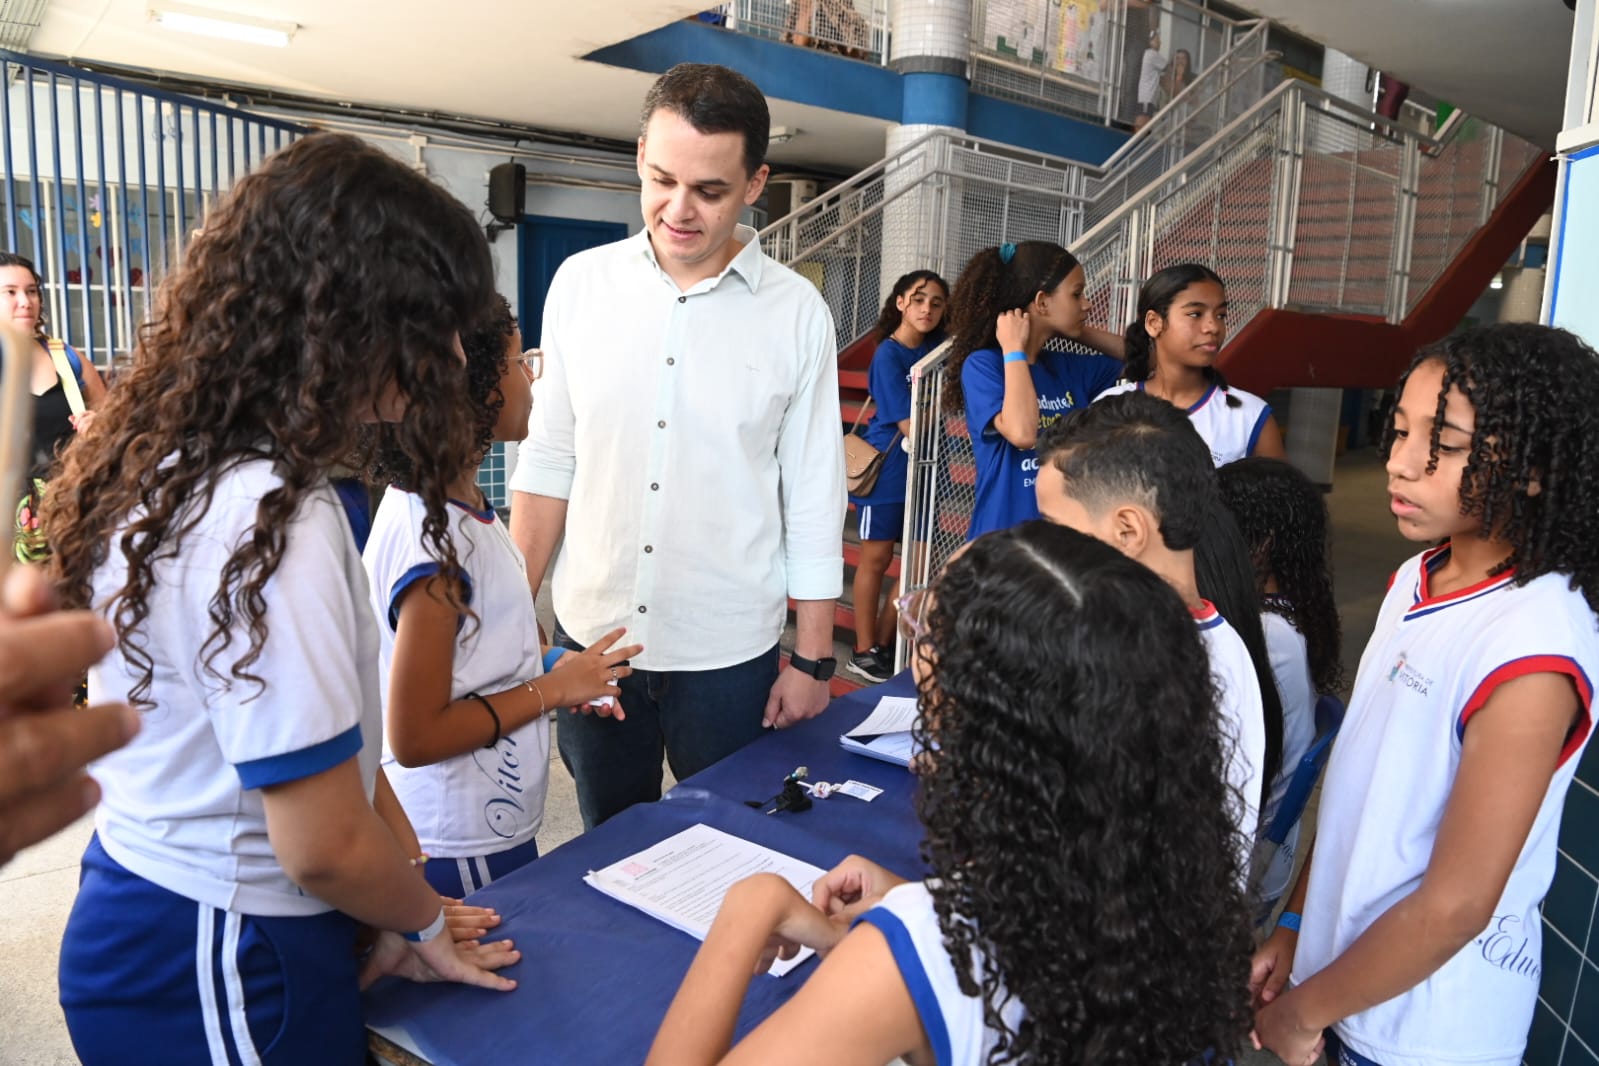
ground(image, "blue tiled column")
xmin=882 ymin=0 xmax=972 ymax=299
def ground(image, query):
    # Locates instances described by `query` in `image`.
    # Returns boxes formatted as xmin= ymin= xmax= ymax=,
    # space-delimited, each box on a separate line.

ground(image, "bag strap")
xmin=847 ymin=394 xmax=875 ymax=437
xmin=46 ymin=339 xmax=86 ymax=417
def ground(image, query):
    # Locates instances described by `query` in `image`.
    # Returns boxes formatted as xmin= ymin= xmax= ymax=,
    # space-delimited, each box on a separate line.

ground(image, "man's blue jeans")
xmin=553 ymin=620 xmax=779 ymax=829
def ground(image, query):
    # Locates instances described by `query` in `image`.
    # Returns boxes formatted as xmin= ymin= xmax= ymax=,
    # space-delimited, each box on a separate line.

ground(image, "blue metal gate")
xmin=1 ymin=49 xmax=307 ymax=369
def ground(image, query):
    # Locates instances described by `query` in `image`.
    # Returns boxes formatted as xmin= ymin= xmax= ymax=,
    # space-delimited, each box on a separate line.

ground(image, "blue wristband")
xmin=1276 ymin=910 xmax=1301 ymax=932
xmin=1003 ymin=350 xmax=1027 ymax=364
xmin=542 ymin=647 xmax=565 ymax=673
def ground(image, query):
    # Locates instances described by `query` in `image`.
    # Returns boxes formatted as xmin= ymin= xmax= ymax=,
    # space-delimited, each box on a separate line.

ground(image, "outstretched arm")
xmin=647 ymin=873 xmax=929 ymax=1066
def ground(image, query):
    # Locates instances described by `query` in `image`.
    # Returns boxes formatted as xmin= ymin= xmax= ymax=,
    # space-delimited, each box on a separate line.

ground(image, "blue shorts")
xmin=421 ymin=835 xmax=540 ymax=899
xmin=857 ymin=502 xmax=904 ymax=542
xmin=1325 ymin=1030 xmax=1387 ymax=1066
xmin=60 ymin=834 xmax=365 ymax=1065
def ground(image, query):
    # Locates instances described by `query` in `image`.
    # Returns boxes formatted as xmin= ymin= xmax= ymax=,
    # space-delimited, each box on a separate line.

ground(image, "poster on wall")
xmin=983 ymin=0 xmax=1105 ymax=81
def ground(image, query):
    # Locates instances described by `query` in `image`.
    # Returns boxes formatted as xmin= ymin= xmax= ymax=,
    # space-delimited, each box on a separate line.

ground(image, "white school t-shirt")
xmin=90 ymin=461 xmax=384 ymax=918
xmin=857 ymin=881 xmax=1029 ymax=1066
xmin=1196 ymin=604 xmax=1266 ymax=858
xmin=1253 ymin=609 xmax=1317 ymax=900
xmin=363 ymin=487 xmax=549 ymax=858
xmin=1095 ymin=380 xmax=1274 ymax=466
xmin=1293 ymin=546 xmax=1598 ymax=1066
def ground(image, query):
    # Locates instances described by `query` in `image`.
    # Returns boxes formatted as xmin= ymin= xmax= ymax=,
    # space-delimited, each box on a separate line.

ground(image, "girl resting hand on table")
xmin=365 ymin=295 xmax=641 ymax=899
xmin=647 ymin=521 xmax=1255 ymax=1066
xmin=45 ymin=133 xmax=520 ymax=1066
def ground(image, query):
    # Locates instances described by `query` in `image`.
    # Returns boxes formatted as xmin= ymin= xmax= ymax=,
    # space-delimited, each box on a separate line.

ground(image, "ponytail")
xmin=1120 ymin=263 xmax=1230 ymax=403
xmin=943 ymin=241 xmax=1081 ymax=410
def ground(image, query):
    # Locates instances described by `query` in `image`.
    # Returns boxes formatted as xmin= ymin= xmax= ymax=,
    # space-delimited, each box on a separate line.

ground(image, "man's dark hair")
xmin=1037 ymin=390 xmax=1218 ymax=552
xmin=639 ymin=63 xmax=769 ymax=176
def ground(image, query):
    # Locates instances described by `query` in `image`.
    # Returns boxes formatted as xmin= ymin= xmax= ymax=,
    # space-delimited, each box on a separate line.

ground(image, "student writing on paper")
xmin=647 ymin=522 xmax=1254 ymax=1066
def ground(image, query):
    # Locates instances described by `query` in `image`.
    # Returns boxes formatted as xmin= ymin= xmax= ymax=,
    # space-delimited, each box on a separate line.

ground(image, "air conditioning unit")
xmin=765 ymin=177 xmax=819 ymax=221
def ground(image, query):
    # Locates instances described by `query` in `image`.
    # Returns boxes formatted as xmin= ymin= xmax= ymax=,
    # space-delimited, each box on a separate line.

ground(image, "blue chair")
xmin=1262 ymin=693 xmax=1345 ymax=846
xmin=1254 ymin=694 xmax=1345 ymax=922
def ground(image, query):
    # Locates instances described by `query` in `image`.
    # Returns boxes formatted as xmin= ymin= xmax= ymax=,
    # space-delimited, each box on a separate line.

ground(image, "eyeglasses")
xmin=895 ymin=586 xmax=930 ymax=644
xmin=517 ymin=349 xmax=544 ymax=380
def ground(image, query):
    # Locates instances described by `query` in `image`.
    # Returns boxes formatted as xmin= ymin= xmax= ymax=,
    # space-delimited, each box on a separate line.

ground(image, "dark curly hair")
xmin=912 ymin=521 xmax=1253 ymax=1065
xmin=1122 ymin=263 xmax=1242 ymax=408
xmin=43 ymin=132 xmax=494 ymax=705
xmin=0 ymin=251 xmax=48 ymax=339
xmin=942 ymin=241 xmax=1082 ymax=410
xmin=1193 ymin=499 xmax=1286 ymax=807
xmin=874 ymin=269 xmax=949 ymax=340
xmin=1036 ymin=389 xmax=1217 ymax=552
xmin=1383 ymin=323 xmax=1599 ymax=614
xmin=1217 ymin=457 xmax=1343 ymax=694
xmin=372 ymin=294 xmax=516 ymax=487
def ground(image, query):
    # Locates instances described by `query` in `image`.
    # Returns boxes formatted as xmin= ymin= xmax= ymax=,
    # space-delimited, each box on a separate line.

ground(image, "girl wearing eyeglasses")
xmin=363 ymin=296 xmax=641 ymax=898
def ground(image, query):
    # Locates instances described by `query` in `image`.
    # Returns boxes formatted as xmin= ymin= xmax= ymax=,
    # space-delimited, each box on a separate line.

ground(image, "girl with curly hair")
xmin=1253 ymin=324 xmax=1599 ymax=1066
xmin=46 ymin=133 xmax=520 ymax=1065
xmin=647 ymin=521 xmax=1255 ymax=1066
xmin=847 ymin=269 xmax=947 ymax=683
xmin=364 ymin=296 xmax=640 ymax=899
xmin=1217 ymin=457 xmax=1341 ymax=905
xmin=941 ymin=241 xmax=1125 ymax=540
xmin=1096 ymin=263 xmax=1286 ymax=465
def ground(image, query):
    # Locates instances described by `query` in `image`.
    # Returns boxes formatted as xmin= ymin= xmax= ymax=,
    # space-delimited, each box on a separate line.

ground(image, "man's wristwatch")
xmin=787 ymin=653 xmax=837 ymax=682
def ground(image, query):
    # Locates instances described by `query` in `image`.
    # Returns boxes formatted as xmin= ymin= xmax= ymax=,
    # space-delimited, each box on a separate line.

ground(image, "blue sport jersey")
xmin=851 ymin=335 xmax=941 ymax=507
xmin=961 ymin=347 xmax=1122 ymax=539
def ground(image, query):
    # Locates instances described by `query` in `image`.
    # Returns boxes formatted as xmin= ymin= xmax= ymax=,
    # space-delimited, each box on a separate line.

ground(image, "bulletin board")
xmin=1549 ymin=143 xmax=1599 ymax=346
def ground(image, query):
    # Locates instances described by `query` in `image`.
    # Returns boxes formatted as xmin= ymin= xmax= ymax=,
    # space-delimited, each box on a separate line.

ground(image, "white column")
xmin=1285 ymin=49 xmax=1369 ymax=482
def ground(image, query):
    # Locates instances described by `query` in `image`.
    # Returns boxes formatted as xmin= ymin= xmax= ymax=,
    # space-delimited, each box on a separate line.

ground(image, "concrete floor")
xmin=0 ymin=447 xmax=1413 ymax=1066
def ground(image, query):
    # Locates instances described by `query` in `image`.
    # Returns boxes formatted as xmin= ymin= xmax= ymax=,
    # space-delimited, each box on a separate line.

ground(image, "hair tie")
xmin=998 ymin=242 xmax=1016 ymax=265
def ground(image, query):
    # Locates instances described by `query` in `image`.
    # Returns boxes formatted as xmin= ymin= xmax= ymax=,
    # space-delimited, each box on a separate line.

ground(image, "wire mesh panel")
xmin=718 ymin=0 xmax=889 ymax=62
xmin=1405 ymin=118 xmax=1495 ymax=308
xmin=0 ymin=49 xmax=305 ymax=371
xmin=1287 ymin=108 xmax=1403 ymax=315
xmin=1081 ymin=21 xmax=1272 ymax=233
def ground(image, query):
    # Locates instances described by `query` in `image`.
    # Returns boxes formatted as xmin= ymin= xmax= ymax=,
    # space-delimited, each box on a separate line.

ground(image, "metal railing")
xmin=759 ymin=16 xmax=1275 ymax=354
xmin=0 ymin=50 xmax=306 ymax=370
xmin=969 ymin=0 xmax=1256 ymax=126
xmin=714 ymin=0 xmax=890 ymax=63
xmin=891 ymin=80 xmax=1544 ymax=666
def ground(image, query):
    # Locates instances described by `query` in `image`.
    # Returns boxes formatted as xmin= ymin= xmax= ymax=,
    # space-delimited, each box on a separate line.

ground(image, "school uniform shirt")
xmin=857 ymin=881 xmax=1027 ymax=1066
xmin=511 ymin=224 xmax=845 ymax=672
xmin=1254 ymin=609 xmax=1317 ymax=900
xmin=363 ymin=487 xmax=549 ymax=860
xmin=1095 ymin=380 xmax=1273 ymax=466
xmin=850 ymin=334 xmax=940 ymax=507
xmin=962 ymin=346 xmax=1123 ymax=540
xmin=89 ymin=461 xmax=383 ymax=917
xmin=1196 ymin=604 xmax=1266 ymax=863
xmin=1294 ymin=546 xmax=1598 ymax=1066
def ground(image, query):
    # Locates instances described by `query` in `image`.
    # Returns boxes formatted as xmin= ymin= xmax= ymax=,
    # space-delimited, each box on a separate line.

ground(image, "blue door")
xmin=517 ymin=216 xmax=629 ymax=344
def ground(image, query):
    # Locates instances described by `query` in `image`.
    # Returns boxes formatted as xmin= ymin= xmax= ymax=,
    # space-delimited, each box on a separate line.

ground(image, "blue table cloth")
xmin=364 ymin=672 xmax=924 ymax=1065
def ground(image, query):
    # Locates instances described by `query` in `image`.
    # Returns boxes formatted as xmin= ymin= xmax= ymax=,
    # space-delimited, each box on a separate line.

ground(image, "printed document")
xmin=583 ymin=823 xmax=825 ymax=976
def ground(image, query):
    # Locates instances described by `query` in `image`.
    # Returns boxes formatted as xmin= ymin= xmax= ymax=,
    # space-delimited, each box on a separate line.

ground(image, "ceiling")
xmin=25 ymin=0 xmax=893 ymax=169
xmin=24 ymin=0 xmax=1578 ymax=168
xmin=1238 ymin=0 xmax=1575 ymax=147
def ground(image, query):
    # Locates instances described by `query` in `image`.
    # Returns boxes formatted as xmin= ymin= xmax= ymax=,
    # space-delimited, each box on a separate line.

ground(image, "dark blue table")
xmin=365 ymin=672 xmax=923 ymax=1065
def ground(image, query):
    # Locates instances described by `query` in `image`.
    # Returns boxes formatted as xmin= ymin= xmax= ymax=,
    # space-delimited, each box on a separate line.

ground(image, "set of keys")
xmin=746 ymin=766 xmax=884 ymax=815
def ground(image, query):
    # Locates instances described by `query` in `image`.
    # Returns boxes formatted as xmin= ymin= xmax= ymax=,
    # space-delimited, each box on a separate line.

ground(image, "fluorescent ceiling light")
xmin=148 ymin=4 xmax=297 ymax=47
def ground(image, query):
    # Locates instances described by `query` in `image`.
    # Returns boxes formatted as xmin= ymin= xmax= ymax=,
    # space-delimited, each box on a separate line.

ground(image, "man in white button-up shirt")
xmin=509 ymin=64 xmax=846 ymax=828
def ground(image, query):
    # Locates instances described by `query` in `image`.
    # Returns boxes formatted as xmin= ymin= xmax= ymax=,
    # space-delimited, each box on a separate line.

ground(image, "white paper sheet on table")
xmin=582 ymin=823 xmax=825 ymax=977
xmin=840 ymin=695 xmax=921 ymax=767
xmin=844 ymin=695 xmax=919 ymax=739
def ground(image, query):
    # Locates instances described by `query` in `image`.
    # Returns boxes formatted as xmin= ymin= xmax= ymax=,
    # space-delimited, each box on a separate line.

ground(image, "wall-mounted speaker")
xmin=489 ymin=162 xmax=526 ymax=223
